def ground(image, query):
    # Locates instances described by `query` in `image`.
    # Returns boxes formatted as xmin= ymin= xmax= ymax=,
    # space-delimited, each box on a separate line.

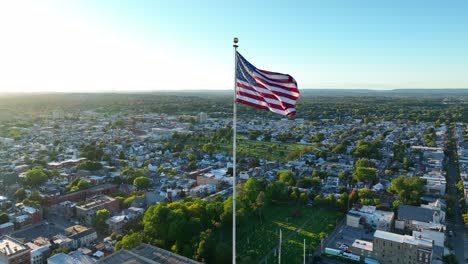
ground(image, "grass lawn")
xmin=237 ymin=204 xmax=341 ymax=263
xmin=186 ymin=136 xmax=316 ymax=162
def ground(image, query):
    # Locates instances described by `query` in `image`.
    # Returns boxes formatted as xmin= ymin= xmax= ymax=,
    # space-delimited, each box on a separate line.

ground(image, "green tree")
xmin=92 ymin=209 xmax=110 ymax=234
xmin=389 ymin=176 xmax=424 ymax=205
xmin=115 ymin=232 xmax=143 ymax=251
xmin=0 ymin=213 xmax=9 ymax=225
xmin=353 ymin=167 xmax=377 ymax=183
xmin=76 ymin=160 xmax=102 ymax=171
xmin=244 ymin=177 xmax=261 ymax=204
xmin=134 ymin=176 xmax=151 ymax=190
xmin=252 ymin=191 xmax=266 ymax=224
xmin=296 ymin=177 xmax=313 ymax=188
xmin=77 ymin=180 xmax=90 ymax=190
xmin=202 ymin=143 xmax=215 ymax=157
xmin=14 ymin=188 xmax=27 ymax=201
xmin=278 ymin=170 xmax=295 ymax=186
xmin=441 ymin=254 xmax=458 ymax=264
xmin=24 ymin=167 xmax=48 ymax=187
xmin=187 ymin=161 xmax=197 ymax=171
xmin=356 ymin=158 xmax=376 ymax=168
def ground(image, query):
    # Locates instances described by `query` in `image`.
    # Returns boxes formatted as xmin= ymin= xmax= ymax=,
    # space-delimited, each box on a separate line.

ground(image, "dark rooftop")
xmin=398 ymin=204 xmax=438 ymax=223
xmin=98 ymin=244 xmax=201 ymax=264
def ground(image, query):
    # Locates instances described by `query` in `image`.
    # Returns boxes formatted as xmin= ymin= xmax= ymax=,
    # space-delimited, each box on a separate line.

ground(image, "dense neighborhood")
xmin=0 ymin=94 xmax=467 ymax=264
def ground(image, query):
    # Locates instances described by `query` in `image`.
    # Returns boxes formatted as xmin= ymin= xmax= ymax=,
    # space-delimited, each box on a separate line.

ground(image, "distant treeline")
xmin=0 ymin=90 xmax=466 ymax=122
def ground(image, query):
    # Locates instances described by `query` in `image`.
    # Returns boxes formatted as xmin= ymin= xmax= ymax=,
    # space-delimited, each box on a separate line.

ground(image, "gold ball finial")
xmin=233 ymin=37 xmax=239 ymax=44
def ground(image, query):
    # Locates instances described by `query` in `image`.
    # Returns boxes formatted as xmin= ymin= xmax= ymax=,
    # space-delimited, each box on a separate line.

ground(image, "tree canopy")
xmin=24 ymin=167 xmax=48 ymax=187
xmin=389 ymin=176 xmax=424 ymax=205
xmin=134 ymin=176 xmax=151 ymax=190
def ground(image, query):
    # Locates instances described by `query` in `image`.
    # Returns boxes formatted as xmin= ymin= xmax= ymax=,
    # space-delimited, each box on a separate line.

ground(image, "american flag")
xmin=236 ymin=52 xmax=299 ymax=117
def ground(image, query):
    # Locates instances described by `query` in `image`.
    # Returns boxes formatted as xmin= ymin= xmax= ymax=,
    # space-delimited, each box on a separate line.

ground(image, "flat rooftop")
xmin=352 ymin=239 xmax=373 ymax=251
xmin=374 ymin=230 xmax=433 ymax=248
xmin=0 ymin=236 xmax=27 ymax=256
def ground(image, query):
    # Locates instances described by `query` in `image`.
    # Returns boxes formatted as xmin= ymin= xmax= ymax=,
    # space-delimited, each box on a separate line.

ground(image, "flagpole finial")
xmin=233 ymin=37 xmax=239 ymax=48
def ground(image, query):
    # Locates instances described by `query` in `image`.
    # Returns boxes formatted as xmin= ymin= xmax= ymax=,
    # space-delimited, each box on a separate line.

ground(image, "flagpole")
xmin=232 ymin=37 xmax=239 ymax=264
xmin=279 ymin=229 xmax=282 ymax=264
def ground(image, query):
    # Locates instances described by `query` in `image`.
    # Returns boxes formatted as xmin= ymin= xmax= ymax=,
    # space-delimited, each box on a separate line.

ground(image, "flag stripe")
xmin=236 ymin=96 xmax=296 ymax=116
xmin=235 ymin=52 xmax=299 ymax=117
xmin=237 ymin=81 xmax=298 ymax=105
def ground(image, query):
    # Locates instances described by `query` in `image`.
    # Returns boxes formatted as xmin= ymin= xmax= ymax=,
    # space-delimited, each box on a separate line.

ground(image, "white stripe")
xmin=236 ymin=94 xmax=296 ymax=116
xmin=237 ymin=82 xmax=298 ymax=105
xmin=237 ymin=78 xmax=299 ymax=98
xmin=257 ymin=70 xmax=290 ymax=80
xmin=253 ymin=71 xmax=297 ymax=89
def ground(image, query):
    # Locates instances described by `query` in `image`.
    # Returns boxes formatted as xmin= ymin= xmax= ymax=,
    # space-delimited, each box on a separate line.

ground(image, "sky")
xmin=0 ymin=0 xmax=467 ymax=92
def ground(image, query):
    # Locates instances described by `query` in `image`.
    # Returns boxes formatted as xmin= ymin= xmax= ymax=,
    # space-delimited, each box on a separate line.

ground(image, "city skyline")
xmin=1 ymin=0 xmax=468 ymax=92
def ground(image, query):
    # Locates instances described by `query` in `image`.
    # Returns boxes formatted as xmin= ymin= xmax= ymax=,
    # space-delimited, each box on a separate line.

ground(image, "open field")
xmin=186 ymin=136 xmax=317 ymax=162
xmin=237 ymin=204 xmax=341 ymax=263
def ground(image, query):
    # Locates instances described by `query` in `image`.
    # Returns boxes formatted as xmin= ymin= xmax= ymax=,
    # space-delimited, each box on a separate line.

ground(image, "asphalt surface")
xmin=446 ymin=155 xmax=466 ymax=264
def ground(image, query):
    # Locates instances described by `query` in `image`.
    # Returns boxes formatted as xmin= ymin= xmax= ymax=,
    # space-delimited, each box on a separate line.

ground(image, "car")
xmin=339 ymin=244 xmax=349 ymax=250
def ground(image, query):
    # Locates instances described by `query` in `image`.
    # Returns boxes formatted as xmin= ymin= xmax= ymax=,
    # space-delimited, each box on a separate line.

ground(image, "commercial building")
xmin=64 ymin=225 xmax=98 ymax=250
xmin=346 ymin=206 xmax=394 ymax=231
xmin=0 ymin=235 xmax=31 ymax=264
xmin=373 ymin=230 xmax=433 ymax=264
xmin=396 ymin=205 xmax=445 ymax=231
xmin=75 ymin=195 xmax=119 ymax=225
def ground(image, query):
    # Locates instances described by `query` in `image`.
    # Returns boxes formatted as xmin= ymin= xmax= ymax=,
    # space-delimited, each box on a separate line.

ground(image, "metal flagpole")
xmin=279 ymin=229 xmax=282 ymax=264
xmin=232 ymin=37 xmax=239 ymax=264
xmin=303 ymin=239 xmax=306 ymax=264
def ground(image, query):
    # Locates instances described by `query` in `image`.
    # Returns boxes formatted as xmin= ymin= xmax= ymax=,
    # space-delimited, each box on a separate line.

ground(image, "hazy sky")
xmin=0 ymin=0 xmax=467 ymax=92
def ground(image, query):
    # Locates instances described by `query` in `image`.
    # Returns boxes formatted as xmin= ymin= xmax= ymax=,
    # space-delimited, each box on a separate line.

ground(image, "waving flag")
xmin=235 ymin=52 xmax=299 ymax=116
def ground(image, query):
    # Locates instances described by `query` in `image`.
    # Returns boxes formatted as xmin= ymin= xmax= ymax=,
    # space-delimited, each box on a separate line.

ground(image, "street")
xmin=445 ymin=155 xmax=466 ymax=264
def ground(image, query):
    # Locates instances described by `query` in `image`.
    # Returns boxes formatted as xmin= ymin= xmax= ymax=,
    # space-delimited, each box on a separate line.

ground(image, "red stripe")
xmin=236 ymin=98 xmax=296 ymax=117
xmin=236 ymin=90 xmax=295 ymax=110
xmin=253 ymin=75 xmax=299 ymax=93
xmin=236 ymin=82 xmax=298 ymax=105
xmin=255 ymin=70 xmax=296 ymax=84
xmin=247 ymin=81 xmax=299 ymax=101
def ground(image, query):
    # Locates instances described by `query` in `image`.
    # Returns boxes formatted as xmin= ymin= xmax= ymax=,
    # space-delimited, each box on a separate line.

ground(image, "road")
xmin=445 ymin=154 xmax=465 ymax=264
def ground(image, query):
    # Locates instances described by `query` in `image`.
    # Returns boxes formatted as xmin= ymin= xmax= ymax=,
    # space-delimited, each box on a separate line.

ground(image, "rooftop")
xmin=374 ymin=230 xmax=433 ymax=248
xmin=0 ymin=235 xmax=28 ymax=256
xmin=398 ymin=204 xmax=439 ymax=223
xmin=352 ymin=239 xmax=373 ymax=251
xmin=98 ymin=243 xmax=202 ymax=264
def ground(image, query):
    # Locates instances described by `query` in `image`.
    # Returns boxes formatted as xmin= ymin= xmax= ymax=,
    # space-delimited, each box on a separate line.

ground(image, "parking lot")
xmin=326 ymin=225 xmax=374 ymax=252
xmin=11 ymin=222 xmax=64 ymax=242
xmin=11 ymin=214 xmax=74 ymax=242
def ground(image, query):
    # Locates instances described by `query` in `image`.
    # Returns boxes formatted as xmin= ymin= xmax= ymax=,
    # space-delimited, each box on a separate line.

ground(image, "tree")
xmin=92 ymin=209 xmax=110 ymax=234
xmin=14 ymin=188 xmax=27 ymax=201
xmin=278 ymin=170 xmax=295 ymax=186
xmin=187 ymin=161 xmax=197 ymax=171
xmin=134 ymin=176 xmax=151 ymax=190
xmin=389 ymin=176 xmax=424 ymax=205
xmin=296 ymin=177 xmax=313 ymax=188
xmin=353 ymin=167 xmax=377 ymax=183
xmin=202 ymin=143 xmax=215 ymax=157
xmin=24 ymin=167 xmax=48 ymax=187
xmin=252 ymin=191 xmax=266 ymax=224
xmin=0 ymin=213 xmax=9 ymax=225
xmin=358 ymin=188 xmax=373 ymax=199
xmin=266 ymin=181 xmax=287 ymax=203
xmin=244 ymin=177 xmax=261 ymax=204
xmin=115 ymin=232 xmax=143 ymax=251
xmin=348 ymin=189 xmax=359 ymax=205
xmin=76 ymin=180 xmax=90 ymax=190
xmin=356 ymin=158 xmax=376 ymax=168
xmin=76 ymin=161 xmax=102 ymax=171
xmin=441 ymin=254 xmax=458 ymax=264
